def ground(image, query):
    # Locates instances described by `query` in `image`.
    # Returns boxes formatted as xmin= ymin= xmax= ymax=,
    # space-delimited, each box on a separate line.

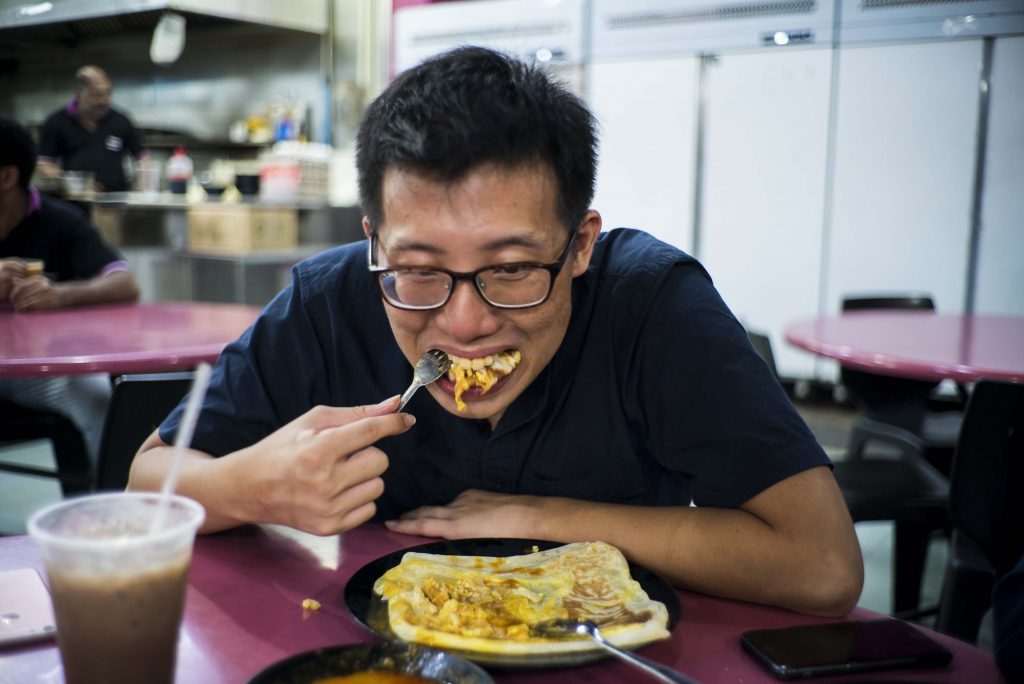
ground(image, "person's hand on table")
xmin=0 ymin=258 xmax=27 ymax=299
xmin=129 ymin=396 xmax=416 ymax=536
xmin=386 ymin=489 xmax=550 ymax=539
xmin=9 ymin=274 xmax=63 ymax=311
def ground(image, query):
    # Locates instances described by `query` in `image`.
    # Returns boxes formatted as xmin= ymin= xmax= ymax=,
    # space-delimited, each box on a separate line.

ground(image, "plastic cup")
xmin=27 ymin=493 xmax=205 ymax=684
xmin=138 ymin=159 xmax=162 ymax=196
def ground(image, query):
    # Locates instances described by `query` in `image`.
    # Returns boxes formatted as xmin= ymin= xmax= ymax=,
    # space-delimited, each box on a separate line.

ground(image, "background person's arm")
xmin=128 ymin=398 xmax=413 ymax=535
xmin=9 ymin=268 xmax=139 ymax=310
xmin=386 ymin=465 xmax=864 ymax=617
xmin=35 ymin=159 xmax=62 ymax=180
xmin=0 ymin=258 xmax=26 ymax=299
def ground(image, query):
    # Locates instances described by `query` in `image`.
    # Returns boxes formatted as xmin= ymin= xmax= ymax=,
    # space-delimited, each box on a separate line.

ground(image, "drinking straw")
xmin=150 ymin=362 xmax=213 ymax=532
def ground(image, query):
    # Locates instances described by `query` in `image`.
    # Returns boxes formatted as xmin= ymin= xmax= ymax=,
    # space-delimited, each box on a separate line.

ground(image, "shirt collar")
xmin=26 ymin=187 xmax=41 ymax=217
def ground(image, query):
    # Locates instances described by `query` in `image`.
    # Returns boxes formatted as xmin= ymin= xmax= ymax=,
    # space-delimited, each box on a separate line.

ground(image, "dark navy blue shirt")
xmin=160 ymin=229 xmax=829 ymax=520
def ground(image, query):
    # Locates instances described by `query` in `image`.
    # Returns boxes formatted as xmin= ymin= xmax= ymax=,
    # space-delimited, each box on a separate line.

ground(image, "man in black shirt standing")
xmin=36 ymin=65 xmax=145 ymax=193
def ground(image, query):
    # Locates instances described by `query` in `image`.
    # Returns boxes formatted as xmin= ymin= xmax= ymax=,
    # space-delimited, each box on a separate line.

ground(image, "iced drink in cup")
xmin=27 ymin=493 xmax=205 ymax=684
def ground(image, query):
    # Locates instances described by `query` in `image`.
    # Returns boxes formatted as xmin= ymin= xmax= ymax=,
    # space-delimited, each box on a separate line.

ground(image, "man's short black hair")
xmin=356 ymin=46 xmax=598 ymax=233
xmin=0 ymin=117 xmax=37 ymax=192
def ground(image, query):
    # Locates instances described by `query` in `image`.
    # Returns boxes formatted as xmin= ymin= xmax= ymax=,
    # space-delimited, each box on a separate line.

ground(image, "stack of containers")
xmin=259 ymin=141 xmax=330 ymax=203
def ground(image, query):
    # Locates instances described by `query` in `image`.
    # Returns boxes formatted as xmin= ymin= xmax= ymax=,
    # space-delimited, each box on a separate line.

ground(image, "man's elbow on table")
xmin=750 ymin=466 xmax=865 ymax=617
xmin=799 ymin=545 xmax=864 ymax=617
xmin=95 ymin=269 xmax=140 ymax=304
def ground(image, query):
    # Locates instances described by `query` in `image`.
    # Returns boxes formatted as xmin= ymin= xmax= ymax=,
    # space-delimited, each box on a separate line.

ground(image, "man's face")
xmin=369 ymin=163 xmax=600 ymax=428
xmin=77 ymin=77 xmax=112 ymax=121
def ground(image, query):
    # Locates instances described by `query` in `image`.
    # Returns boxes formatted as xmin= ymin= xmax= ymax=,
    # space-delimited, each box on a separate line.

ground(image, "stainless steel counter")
xmin=82 ymin=196 xmax=363 ymax=306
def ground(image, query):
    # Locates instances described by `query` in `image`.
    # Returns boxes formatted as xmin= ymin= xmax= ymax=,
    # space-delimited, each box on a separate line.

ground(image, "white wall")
xmin=823 ymin=40 xmax=982 ymax=316
xmin=975 ymin=35 xmax=1024 ymax=316
xmin=589 ymin=56 xmax=699 ymax=252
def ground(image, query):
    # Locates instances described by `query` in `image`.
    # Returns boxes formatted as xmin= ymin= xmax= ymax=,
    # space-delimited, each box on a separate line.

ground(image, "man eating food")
xmin=129 ymin=46 xmax=863 ymax=617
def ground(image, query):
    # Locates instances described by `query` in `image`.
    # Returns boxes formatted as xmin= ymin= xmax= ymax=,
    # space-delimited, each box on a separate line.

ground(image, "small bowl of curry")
xmin=247 ymin=641 xmax=494 ymax=684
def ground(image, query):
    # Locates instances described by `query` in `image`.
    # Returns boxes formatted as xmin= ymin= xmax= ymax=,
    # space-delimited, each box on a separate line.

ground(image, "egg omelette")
xmin=447 ymin=350 xmax=521 ymax=411
xmin=372 ymin=541 xmax=670 ymax=655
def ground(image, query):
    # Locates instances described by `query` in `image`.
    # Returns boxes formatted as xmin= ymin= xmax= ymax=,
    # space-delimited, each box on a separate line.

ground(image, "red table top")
xmin=0 ymin=301 xmax=261 ymax=379
xmin=0 ymin=523 xmax=1004 ymax=683
xmin=785 ymin=312 xmax=1024 ymax=383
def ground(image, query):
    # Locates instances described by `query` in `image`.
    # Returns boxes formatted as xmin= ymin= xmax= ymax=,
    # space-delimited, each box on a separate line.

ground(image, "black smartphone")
xmin=741 ymin=619 xmax=953 ymax=680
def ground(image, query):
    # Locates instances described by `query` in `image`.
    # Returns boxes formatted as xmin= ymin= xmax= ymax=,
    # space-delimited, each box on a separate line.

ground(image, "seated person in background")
xmin=0 ymin=118 xmax=139 ymax=310
xmin=36 ymin=65 xmax=146 ymax=193
xmin=129 ymin=47 xmax=863 ymax=617
xmin=0 ymin=117 xmax=140 ymax=464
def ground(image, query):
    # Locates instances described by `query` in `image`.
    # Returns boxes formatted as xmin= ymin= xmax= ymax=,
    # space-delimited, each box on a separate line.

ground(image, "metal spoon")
xmin=533 ymin=618 xmax=699 ymax=684
xmin=397 ymin=349 xmax=451 ymax=411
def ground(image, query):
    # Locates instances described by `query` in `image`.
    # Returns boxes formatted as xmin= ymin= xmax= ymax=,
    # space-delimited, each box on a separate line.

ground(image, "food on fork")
xmin=447 ymin=350 xmax=522 ymax=411
xmin=373 ymin=541 xmax=670 ymax=655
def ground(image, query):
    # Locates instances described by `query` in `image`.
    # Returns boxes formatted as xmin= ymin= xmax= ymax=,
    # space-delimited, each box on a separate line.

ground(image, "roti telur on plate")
xmin=372 ymin=541 xmax=670 ymax=655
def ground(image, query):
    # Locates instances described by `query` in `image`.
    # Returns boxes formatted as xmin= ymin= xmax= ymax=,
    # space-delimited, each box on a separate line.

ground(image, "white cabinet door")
xmin=700 ymin=47 xmax=833 ymax=380
xmin=975 ymin=36 xmax=1024 ymax=315
xmin=587 ymin=56 xmax=700 ymax=253
xmin=824 ymin=40 xmax=983 ymax=320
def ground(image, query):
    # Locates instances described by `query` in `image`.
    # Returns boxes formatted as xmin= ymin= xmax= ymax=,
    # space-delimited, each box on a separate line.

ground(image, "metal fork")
xmin=397 ymin=348 xmax=451 ymax=411
xmin=533 ymin=618 xmax=699 ymax=684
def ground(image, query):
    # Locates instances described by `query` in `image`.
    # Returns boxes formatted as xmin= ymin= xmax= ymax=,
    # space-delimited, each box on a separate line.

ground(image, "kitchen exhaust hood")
xmin=0 ymin=0 xmax=327 ymax=35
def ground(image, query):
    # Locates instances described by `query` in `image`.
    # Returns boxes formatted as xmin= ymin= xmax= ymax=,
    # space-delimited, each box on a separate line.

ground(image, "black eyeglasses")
xmin=367 ymin=231 xmax=577 ymax=310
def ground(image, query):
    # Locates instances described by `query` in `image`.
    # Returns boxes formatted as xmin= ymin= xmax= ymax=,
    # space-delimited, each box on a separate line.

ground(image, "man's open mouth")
xmin=445 ymin=350 xmax=522 ymax=411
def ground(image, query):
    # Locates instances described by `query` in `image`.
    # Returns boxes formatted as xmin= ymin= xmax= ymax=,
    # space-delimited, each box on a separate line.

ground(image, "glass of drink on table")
xmin=27 ymin=492 xmax=205 ymax=684
xmin=23 ymin=260 xmax=44 ymax=278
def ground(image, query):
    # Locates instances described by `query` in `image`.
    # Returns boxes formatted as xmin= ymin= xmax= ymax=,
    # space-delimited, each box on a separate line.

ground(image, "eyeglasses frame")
xmin=367 ymin=229 xmax=579 ymax=310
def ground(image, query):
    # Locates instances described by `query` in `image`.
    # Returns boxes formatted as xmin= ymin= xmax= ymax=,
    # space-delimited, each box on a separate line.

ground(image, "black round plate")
xmin=247 ymin=641 xmax=494 ymax=684
xmin=343 ymin=538 xmax=681 ymax=668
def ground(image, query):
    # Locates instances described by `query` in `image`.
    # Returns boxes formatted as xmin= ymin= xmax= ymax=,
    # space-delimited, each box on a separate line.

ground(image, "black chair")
xmin=95 ymin=372 xmax=194 ymax=491
xmin=840 ymin=294 xmax=962 ymax=475
xmin=745 ymin=328 xmax=949 ymax=616
xmin=746 ymin=329 xmax=779 ymax=381
xmin=0 ymin=400 xmax=93 ymax=496
xmin=935 ymin=380 xmax=1024 ymax=643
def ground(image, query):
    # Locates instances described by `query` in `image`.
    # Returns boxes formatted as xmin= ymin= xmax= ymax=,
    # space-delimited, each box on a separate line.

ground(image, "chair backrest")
xmin=0 ymin=400 xmax=92 ymax=494
xmin=95 ymin=372 xmax=194 ymax=491
xmin=948 ymin=380 xmax=1024 ymax=578
xmin=838 ymin=293 xmax=941 ymax=425
xmin=745 ymin=329 xmax=779 ymax=381
xmin=841 ymin=294 xmax=936 ymax=312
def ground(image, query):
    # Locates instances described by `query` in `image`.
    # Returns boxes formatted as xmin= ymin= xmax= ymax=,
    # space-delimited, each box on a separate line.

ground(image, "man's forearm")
xmin=530 ymin=497 xmax=860 ymax=616
xmin=58 ymin=270 xmax=139 ymax=307
xmin=127 ymin=444 xmax=251 ymax=534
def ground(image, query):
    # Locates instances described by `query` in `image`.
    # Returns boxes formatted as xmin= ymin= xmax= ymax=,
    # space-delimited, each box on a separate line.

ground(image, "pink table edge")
xmin=784 ymin=313 xmax=1024 ymax=383
xmin=0 ymin=301 xmax=262 ymax=378
xmin=0 ymin=524 xmax=1005 ymax=684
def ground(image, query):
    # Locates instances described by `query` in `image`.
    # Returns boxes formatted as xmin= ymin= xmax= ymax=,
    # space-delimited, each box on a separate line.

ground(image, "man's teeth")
xmin=447 ymin=351 xmax=521 ymax=372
